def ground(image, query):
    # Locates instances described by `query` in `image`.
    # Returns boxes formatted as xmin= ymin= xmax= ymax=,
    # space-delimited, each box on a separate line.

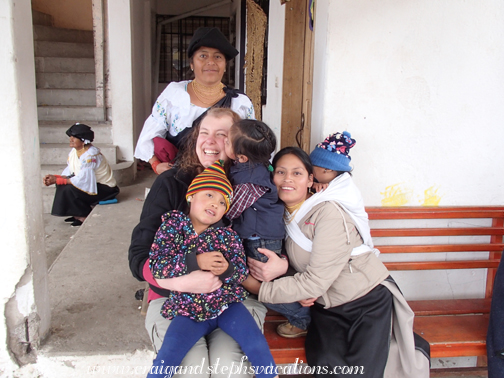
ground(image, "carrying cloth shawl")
xmin=285 ymin=172 xmax=380 ymax=257
xmin=166 ymin=87 xmax=242 ymax=149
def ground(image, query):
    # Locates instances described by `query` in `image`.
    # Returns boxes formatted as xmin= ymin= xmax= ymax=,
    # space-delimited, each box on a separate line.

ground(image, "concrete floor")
xmin=10 ymin=169 xmax=488 ymax=378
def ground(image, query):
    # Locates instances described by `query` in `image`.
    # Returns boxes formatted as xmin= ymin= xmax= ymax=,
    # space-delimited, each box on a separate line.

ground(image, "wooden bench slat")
xmin=408 ymin=298 xmax=492 ymax=316
xmin=414 ymin=314 xmax=489 ymax=358
xmin=376 ymin=244 xmax=504 ymax=253
xmin=385 ymin=259 xmax=501 ymax=270
xmin=367 ymin=209 xmax=504 ymax=219
xmin=372 ymin=227 xmax=504 ymax=237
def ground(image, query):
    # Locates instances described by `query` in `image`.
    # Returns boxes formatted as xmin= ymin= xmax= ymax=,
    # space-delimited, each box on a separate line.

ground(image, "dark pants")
xmin=148 ymin=302 xmax=277 ymax=378
xmin=305 ymin=284 xmax=393 ymax=378
xmin=51 ymin=183 xmax=119 ymax=217
xmin=487 ymin=256 xmax=504 ymax=378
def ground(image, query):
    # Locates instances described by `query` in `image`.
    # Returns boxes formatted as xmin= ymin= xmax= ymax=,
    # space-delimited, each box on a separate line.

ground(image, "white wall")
xmin=262 ymin=0 xmax=285 ymax=145
xmin=107 ymin=0 xmax=135 ymax=162
xmin=311 ymin=3 xmax=504 ymax=367
xmin=0 ymin=0 xmax=50 ymax=369
xmin=312 ymin=0 xmax=504 ymax=208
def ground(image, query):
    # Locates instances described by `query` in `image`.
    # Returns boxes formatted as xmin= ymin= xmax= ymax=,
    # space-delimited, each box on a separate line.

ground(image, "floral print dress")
xmin=149 ymin=210 xmax=249 ymax=322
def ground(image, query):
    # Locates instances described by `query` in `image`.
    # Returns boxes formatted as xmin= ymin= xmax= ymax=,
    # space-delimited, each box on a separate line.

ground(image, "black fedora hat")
xmin=187 ymin=27 xmax=239 ymax=61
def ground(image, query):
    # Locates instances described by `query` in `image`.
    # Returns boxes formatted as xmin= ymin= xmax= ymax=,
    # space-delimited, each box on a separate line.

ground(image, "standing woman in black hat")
xmin=134 ymin=27 xmax=255 ymax=175
xmin=43 ymin=123 xmax=120 ymax=226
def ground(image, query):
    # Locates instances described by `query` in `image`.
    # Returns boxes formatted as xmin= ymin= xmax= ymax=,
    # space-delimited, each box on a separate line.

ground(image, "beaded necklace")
xmin=191 ymin=80 xmax=225 ymax=106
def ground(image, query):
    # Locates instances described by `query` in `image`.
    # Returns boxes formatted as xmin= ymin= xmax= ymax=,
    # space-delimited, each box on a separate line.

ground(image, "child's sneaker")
xmin=276 ymin=322 xmax=307 ymax=338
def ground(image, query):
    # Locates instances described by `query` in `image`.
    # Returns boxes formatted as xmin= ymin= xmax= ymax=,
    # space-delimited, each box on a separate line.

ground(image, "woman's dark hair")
xmin=272 ymin=147 xmax=313 ymax=176
xmin=229 ymin=120 xmax=276 ymax=167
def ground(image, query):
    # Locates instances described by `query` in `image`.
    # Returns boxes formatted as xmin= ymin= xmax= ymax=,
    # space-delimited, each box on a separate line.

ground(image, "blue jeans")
xmin=148 ymin=302 xmax=277 ymax=378
xmin=266 ymin=302 xmax=311 ymax=330
xmin=243 ymin=238 xmax=282 ymax=263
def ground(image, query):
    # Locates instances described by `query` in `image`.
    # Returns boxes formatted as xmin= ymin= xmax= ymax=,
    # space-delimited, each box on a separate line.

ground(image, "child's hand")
xmin=197 ymin=252 xmax=228 ymax=274
xmin=312 ymin=182 xmax=328 ymax=193
xmin=210 ymin=258 xmax=229 ymax=276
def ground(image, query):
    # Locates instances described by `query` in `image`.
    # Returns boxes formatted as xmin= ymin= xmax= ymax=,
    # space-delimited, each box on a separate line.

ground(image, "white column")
xmin=0 ymin=0 xmax=50 ymax=369
xmin=107 ymin=0 xmax=135 ymax=162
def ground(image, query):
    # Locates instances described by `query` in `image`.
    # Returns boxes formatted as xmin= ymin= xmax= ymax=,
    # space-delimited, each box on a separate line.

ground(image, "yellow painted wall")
xmin=32 ymin=0 xmax=93 ymax=31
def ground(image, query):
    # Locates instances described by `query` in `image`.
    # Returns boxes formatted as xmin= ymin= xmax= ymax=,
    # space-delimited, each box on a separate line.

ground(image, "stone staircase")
xmin=33 ymin=11 xmax=133 ymax=213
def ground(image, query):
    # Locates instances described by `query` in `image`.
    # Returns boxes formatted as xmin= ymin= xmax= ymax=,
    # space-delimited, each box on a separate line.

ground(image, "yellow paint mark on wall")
xmin=420 ymin=186 xmax=442 ymax=206
xmin=380 ymin=184 xmax=413 ymax=206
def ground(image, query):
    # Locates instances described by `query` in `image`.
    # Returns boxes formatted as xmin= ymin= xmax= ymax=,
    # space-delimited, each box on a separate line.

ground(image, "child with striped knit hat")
xmin=147 ymin=160 xmax=278 ymax=378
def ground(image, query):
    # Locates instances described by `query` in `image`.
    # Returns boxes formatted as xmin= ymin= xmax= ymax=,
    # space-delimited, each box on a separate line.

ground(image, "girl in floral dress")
xmin=147 ymin=160 xmax=277 ymax=378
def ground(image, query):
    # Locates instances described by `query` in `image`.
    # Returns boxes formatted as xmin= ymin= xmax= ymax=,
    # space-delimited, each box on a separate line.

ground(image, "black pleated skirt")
xmin=305 ymin=284 xmax=393 ymax=378
xmin=51 ymin=183 xmax=120 ymax=217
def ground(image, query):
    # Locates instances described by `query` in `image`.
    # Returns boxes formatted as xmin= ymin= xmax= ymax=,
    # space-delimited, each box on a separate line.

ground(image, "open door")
xmin=280 ymin=0 xmax=314 ymax=152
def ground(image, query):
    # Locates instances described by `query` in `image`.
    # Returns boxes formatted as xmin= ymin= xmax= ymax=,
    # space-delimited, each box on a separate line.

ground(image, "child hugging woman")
xmin=224 ymin=120 xmax=311 ymax=339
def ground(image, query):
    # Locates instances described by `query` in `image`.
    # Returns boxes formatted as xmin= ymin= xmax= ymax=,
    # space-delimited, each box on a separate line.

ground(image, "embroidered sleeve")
xmin=226 ymin=183 xmax=268 ymax=220
xmin=69 ymin=152 xmax=100 ymax=194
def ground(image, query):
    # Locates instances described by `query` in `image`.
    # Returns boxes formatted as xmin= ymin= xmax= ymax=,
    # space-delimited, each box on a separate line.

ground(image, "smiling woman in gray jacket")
xmin=243 ymin=146 xmax=429 ymax=378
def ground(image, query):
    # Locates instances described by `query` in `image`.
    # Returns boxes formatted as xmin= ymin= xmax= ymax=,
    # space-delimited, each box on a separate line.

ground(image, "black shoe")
xmin=65 ymin=217 xmax=76 ymax=223
xmin=71 ymin=220 xmax=83 ymax=227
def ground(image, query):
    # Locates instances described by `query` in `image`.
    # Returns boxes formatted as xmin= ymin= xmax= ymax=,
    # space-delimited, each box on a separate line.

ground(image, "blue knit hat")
xmin=309 ymin=131 xmax=356 ymax=172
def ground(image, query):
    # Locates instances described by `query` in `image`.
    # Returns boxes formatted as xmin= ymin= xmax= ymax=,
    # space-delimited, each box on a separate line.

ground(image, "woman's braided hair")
xmin=229 ymin=119 xmax=276 ymax=167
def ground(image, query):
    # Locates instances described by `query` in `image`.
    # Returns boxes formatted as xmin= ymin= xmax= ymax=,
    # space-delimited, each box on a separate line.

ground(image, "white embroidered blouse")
xmin=62 ymin=146 xmax=117 ymax=195
xmin=134 ymin=80 xmax=255 ymax=162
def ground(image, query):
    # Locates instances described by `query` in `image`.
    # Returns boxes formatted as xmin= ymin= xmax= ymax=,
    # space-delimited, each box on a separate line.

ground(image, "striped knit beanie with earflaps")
xmin=186 ymin=160 xmax=233 ymax=212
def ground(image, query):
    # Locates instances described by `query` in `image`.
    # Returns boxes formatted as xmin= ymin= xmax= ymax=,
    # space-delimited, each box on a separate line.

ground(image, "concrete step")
xmin=41 ymin=164 xmax=67 ymax=179
xmin=37 ymin=89 xmax=97 ymax=106
xmin=40 ymin=143 xmax=117 ymax=165
xmin=39 ymin=121 xmax=112 ymax=144
xmin=33 ymin=25 xmax=93 ymax=44
xmin=32 ymin=10 xmax=53 ymax=27
xmin=42 ymin=186 xmax=55 ymax=213
xmin=36 ymin=73 xmax=96 ymax=89
xmin=41 ymin=161 xmax=135 ymax=213
xmin=38 ymin=106 xmax=105 ymax=121
xmin=35 ymin=41 xmax=94 ymax=58
xmin=35 ymin=57 xmax=95 ymax=73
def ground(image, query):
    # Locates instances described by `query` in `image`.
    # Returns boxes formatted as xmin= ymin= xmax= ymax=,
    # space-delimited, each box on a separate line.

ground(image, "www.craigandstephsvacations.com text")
xmin=87 ymin=357 xmax=365 ymax=376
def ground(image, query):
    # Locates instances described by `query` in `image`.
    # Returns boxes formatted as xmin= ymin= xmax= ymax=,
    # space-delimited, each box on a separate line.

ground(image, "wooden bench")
xmin=264 ymin=206 xmax=503 ymax=374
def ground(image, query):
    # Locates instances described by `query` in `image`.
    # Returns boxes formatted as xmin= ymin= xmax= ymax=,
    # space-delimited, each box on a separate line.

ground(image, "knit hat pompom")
xmin=309 ymin=131 xmax=356 ymax=172
xmin=186 ymin=160 xmax=233 ymax=212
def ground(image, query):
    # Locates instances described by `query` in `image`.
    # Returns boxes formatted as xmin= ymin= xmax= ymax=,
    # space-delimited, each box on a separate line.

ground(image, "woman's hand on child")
xmin=248 ymin=248 xmax=288 ymax=282
xmin=197 ymin=252 xmax=228 ymax=274
xmin=298 ymin=298 xmax=317 ymax=307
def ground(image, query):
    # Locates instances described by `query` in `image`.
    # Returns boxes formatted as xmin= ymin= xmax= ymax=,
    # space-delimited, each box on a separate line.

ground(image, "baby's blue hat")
xmin=309 ymin=131 xmax=356 ymax=172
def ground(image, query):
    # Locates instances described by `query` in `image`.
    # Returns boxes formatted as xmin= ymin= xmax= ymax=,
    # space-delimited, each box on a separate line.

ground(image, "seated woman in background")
xmin=43 ymin=123 xmax=119 ymax=227
xmin=134 ymin=27 xmax=255 ymax=175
